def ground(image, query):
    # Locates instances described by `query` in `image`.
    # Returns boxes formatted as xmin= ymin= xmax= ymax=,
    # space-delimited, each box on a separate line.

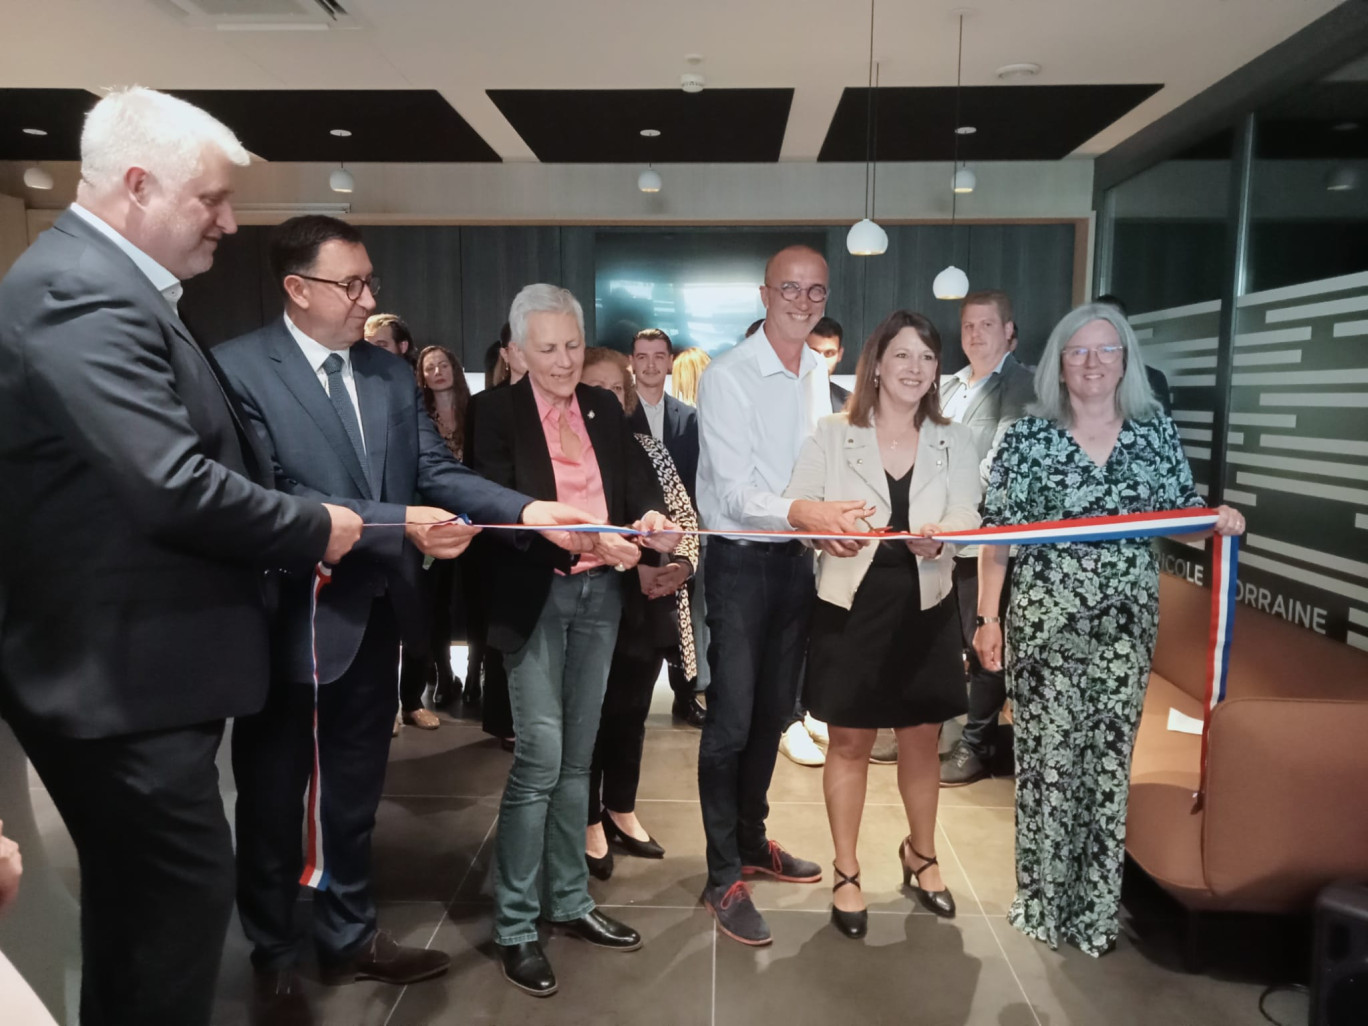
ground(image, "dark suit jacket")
xmin=0 ymin=210 xmax=331 ymax=739
xmin=830 ymin=381 xmax=851 ymax=412
xmin=627 ymin=392 xmax=700 ymax=501
xmin=468 ymin=375 xmax=664 ymax=654
xmin=214 ymin=319 xmax=532 ymax=684
xmin=1145 ymin=364 xmax=1174 ymax=416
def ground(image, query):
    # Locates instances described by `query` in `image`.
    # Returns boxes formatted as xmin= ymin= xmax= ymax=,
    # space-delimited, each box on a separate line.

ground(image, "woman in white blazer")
xmin=785 ymin=310 xmax=982 ymax=939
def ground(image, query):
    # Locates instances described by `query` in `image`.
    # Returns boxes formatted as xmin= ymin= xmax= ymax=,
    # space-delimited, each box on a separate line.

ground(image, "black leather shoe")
xmin=499 ymin=941 xmax=557 ymax=997
xmin=552 ymin=909 xmax=642 ymax=950
xmin=671 ymin=695 xmax=706 ymax=728
xmin=586 ymin=848 xmax=614 ymax=880
xmin=251 ymin=968 xmax=313 ymax=1026
xmin=604 ymin=816 xmax=665 ymax=859
xmin=321 ymin=930 xmax=450 ymax=985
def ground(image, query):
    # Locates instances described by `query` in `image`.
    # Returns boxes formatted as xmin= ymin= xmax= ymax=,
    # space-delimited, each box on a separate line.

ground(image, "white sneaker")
xmin=780 ymin=721 xmax=825 ymax=766
xmin=803 ymin=713 xmax=830 ymax=748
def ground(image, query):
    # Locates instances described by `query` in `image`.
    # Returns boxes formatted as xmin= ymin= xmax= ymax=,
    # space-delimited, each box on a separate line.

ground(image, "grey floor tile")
xmin=383 ymin=721 xmax=516 ymax=797
xmin=937 ymin=805 xmax=1019 ymax=916
xmin=992 ymin=922 xmax=1268 ymax=1026
xmin=371 ymin=795 xmax=498 ymax=902
xmin=387 ymin=904 xmax=713 ymax=1026
xmin=713 ymin=908 xmax=1044 ymax=1026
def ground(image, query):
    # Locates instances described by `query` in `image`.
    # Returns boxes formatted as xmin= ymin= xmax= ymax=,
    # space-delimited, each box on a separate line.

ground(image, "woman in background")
xmin=579 ymin=348 xmax=699 ymax=880
xmin=670 ymin=347 xmax=710 ymax=406
xmin=397 ymin=345 xmax=472 ymax=727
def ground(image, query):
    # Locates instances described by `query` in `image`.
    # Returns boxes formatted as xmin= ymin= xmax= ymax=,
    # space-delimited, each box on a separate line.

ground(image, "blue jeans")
xmin=697 ymin=539 xmax=814 ymax=887
xmin=494 ymin=570 xmax=623 ymax=946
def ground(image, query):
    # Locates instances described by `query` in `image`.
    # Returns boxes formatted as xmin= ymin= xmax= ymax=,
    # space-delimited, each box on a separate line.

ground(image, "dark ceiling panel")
xmin=487 ymin=88 xmax=793 ymax=162
xmin=169 ymin=89 xmax=500 ymax=162
xmin=0 ymin=88 xmax=99 ymax=160
xmin=1257 ymin=81 xmax=1368 ymax=159
xmin=818 ymin=84 xmax=1162 ymax=162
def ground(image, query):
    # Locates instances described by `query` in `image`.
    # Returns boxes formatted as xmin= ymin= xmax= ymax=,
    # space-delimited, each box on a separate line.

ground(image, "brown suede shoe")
xmin=321 ymin=931 xmax=450 ymax=985
xmin=402 ymin=708 xmax=440 ymax=730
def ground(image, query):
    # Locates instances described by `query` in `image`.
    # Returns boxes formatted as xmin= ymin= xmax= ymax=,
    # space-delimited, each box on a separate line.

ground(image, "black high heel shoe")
xmin=899 ymin=837 xmax=956 ymax=918
xmin=586 ymin=848 xmax=614 ymax=881
xmin=830 ymin=864 xmax=868 ymax=939
xmin=604 ymin=815 xmax=665 ymax=860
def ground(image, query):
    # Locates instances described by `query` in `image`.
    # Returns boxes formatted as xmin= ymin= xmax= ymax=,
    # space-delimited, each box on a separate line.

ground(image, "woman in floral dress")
xmin=972 ymin=303 xmax=1245 ymax=956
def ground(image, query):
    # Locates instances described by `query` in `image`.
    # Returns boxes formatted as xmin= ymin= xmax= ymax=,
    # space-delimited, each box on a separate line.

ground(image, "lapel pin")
xmin=587 ymin=410 xmax=596 ymax=420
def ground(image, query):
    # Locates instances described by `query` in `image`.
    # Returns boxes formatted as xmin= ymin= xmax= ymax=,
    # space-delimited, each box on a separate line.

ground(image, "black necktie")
xmin=322 ymin=352 xmax=367 ymax=471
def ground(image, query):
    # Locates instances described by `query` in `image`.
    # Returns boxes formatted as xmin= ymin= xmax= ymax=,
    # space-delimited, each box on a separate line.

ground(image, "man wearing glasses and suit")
xmin=937 ymin=289 xmax=1035 ymax=787
xmin=214 ymin=216 xmax=598 ymax=1018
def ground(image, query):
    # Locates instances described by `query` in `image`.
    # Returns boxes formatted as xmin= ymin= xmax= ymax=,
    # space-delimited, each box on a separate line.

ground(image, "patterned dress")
xmin=982 ymin=414 xmax=1202 ymax=956
xmin=634 ymin=433 xmax=699 ymax=679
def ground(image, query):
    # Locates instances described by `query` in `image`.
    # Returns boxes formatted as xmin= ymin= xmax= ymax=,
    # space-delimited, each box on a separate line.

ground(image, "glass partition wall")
xmin=1097 ymin=53 xmax=1368 ymax=649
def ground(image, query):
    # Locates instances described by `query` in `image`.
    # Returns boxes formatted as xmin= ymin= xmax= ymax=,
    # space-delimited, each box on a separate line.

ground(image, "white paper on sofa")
xmin=1166 ymin=708 xmax=1205 ymax=735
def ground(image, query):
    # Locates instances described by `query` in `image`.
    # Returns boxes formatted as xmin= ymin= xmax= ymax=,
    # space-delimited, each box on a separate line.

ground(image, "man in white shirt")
xmin=937 ymin=290 xmax=1035 ymax=787
xmin=695 ymin=245 xmax=874 ymax=946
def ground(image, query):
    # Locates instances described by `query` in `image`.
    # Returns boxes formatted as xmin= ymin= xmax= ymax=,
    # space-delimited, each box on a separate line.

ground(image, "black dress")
xmin=804 ymin=467 xmax=968 ymax=729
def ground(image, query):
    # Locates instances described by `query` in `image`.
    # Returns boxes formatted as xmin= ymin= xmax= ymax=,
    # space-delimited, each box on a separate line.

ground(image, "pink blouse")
xmin=532 ymin=383 xmax=609 ymax=573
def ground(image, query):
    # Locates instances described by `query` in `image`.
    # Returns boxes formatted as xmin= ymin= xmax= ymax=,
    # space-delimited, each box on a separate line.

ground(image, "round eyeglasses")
xmin=770 ymin=281 xmax=829 ymax=303
xmin=295 ymin=274 xmax=381 ymax=302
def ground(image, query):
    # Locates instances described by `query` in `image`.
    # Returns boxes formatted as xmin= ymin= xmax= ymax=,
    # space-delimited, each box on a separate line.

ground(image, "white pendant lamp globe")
xmin=936 ymin=13 xmax=973 ymax=300
xmin=933 ymin=265 xmax=970 ymax=300
xmin=638 ymin=166 xmax=662 ymax=193
xmin=846 ymin=0 xmax=887 ymax=256
xmin=847 ymin=218 xmax=889 ymax=256
xmin=329 ymin=164 xmax=355 ymax=194
xmin=23 ymin=166 xmax=54 ymax=190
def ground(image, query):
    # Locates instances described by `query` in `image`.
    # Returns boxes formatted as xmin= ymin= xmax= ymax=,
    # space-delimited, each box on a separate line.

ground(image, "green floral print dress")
xmin=982 ymin=413 xmax=1203 ymax=957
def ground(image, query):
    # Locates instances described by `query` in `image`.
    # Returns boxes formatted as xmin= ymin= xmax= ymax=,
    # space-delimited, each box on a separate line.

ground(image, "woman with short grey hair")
xmin=973 ymin=303 xmax=1245 ymax=957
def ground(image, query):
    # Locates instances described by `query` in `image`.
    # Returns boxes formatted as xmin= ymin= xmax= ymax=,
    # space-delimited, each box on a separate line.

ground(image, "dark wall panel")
xmin=358 ymin=225 xmax=464 ymax=362
xmin=459 ymin=227 xmax=564 ymax=365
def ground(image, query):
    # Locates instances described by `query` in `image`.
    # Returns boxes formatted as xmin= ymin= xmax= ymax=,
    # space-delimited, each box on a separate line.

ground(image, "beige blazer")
xmin=784 ymin=413 xmax=983 ymax=611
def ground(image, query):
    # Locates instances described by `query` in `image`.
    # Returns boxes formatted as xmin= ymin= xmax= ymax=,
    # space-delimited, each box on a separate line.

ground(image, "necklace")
xmin=877 ymin=416 xmax=918 ymax=451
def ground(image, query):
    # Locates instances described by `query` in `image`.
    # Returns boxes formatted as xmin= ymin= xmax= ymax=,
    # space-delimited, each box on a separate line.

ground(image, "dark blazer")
xmin=830 ymin=380 xmax=852 ymax=412
xmin=0 ymin=210 xmax=331 ymax=739
xmin=1145 ymin=364 xmax=1174 ymax=416
xmin=468 ymin=375 xmax=664 ymax=653
xmin=214 ymin=318 xmax=532 ymax=684
xmin=627 ymin=391 xmax=700 ymax=501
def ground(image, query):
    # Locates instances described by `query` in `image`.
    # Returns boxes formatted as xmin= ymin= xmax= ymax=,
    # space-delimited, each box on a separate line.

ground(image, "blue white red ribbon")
xmin=300 ymin=563 xmax=331 ymax=891
xmin=298 ymin=505 xmax=1233 ymax=876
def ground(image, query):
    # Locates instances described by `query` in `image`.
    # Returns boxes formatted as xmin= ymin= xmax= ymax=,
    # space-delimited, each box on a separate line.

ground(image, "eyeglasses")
xmin=1062 ymin=344 xmax=1124 ymax=366
xmin=769 ymin=281 xmax=829 ymax=303
xmin=294 ymin=274 xmax=381 ymax=302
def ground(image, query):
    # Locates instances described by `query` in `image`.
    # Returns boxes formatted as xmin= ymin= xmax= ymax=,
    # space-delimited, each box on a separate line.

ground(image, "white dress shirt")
xmin=941 ymin=350 xmax=1010 ymax=424
xmin=638 ymin=392 xmax=666 ymax=440
xmin=284 ymin=313 xmax=367 ymax=451
xmin=696 ymin=325 xmax=832 ymax=536
xmin=69 ymin=203 xmax=184 ymax=313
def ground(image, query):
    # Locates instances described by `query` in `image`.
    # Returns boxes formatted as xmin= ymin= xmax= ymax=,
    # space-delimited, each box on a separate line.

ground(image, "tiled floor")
xmin=3 ymin=650 xmax=1301 ymax=1025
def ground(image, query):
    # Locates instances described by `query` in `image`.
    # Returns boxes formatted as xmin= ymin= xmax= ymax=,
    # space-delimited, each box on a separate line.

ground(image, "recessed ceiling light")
xmin=640 ymin=128 xmax=661 ymax=138
xmin=955 ymin=126 xmax=977 ymax=136
xmin=1332 ymin=121 xmax=1360 ymax=133
xmin=996 ymin=62 xmax=1041 ymax=81
xmin=330 ymin=128 xmax=352 ymax=137
xmin=685 ymin=53 xmax=704 ymax=65
xmin=681 ymin=73 xmax=704 ymax=94
xmin=22 ymin=127 xmax=48 ymax=136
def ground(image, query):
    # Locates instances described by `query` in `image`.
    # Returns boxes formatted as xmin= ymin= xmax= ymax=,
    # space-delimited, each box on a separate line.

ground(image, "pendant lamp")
xmin=935 ymin=13 xmax=972 ymax=299
xmin=846 ymin=0 xmax=887 ymax=256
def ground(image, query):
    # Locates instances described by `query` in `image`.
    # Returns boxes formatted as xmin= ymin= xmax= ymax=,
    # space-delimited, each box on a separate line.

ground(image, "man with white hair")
xmin=0 ymin=87 xmax=364 ymax=1026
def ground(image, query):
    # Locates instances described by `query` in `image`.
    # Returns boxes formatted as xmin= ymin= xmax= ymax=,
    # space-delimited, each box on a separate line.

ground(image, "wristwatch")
xmin=974 ymin=615 xmax=1001 ymax=627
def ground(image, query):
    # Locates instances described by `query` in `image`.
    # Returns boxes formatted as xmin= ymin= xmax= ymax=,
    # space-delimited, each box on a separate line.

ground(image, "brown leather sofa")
xmin=1127 ymin=573 xmax=1368 ymax=913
